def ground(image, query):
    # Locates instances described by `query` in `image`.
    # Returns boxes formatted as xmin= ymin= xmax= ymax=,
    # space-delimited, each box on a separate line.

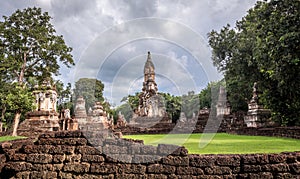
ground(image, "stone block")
xmin=145 ymin=174 xmax=167 ymax=179
xmin=48 ymin=145 xmax=75 ymax=154
xmin=243 ymin=154 xmax=269 ymax=164
xmin=140 ymin=145 xmax=157 ymax=155
xmin=53 ymin=164 xmax=64 ymax=171
xmin=63 ymin=162 xmax=90 ymax=173
xmin=104 ymin=138 xmax=118 ymax=145
xmin=76 ymin=146 xmax=102 ymax=155
xmin=171 ymin=146 xmax=188 ymax=156
xmin=147 ymin=164 xmax=176 ymax=174
xmin=119 ymin=164 xmax=147 ymax=174
xmin=15 ymin=171 xmax=30 ymax=179
xmin=289 ymin=163 xmax=300 ymax=174
xmin=243 ymin=165 xmax=262 ymax=172
xmin=3 ymin=162 xmax=32 ymax=172
xmin=157 ymin=144 xmax=180 ymax=155
xmin=216 ymin=155 xmax=240 ymax=166
xmin=65 ymin=154 xmax=81 ymax=163
xmin=105 ymin=154 xmax=132 ymax=163
xmin=269 ymin=154 xmax=286 ymax=163
xmin=189 ymin=155 xmax=216 ymax=167
xmin=0 ymin=154 xmax=6 ymax=163
xmin=9 ymin=153 xmax=26 ymax=161
xmin=54 ymin=130 xmax=83 ymax=138
xmin=132 ymin=155 xmax=161 ymax=164
xmin=23 ymin=145 xmax=51 ymax=154
xmin=176 ymin=166 xmax=204 ymax=175
xmin=31 ymin=171 xmax=57 ymax=178
xmin=82 ymin=154 xmax=105 ymax=162
xmin=27 ymin=154 xmax=52 ymax=164
xmin=103 ymin=145 xmax=128 ymax=154
xmin=32 ymin=164 xmax=53 ymax=171
xmin=128 ymin=143 xmax=141 ymax=154
xmin=53 ymin=154 xmax=65 ymax=163
xmin=161 ymin=156 xmax=189 ymax=166
xmin=270 ymin=164 xmax=290 ymax=172
xmin=115 ymin=174 xmax=143 ymax=179
xmin=90 ymin=163 xmax=117 ymax=174
xmin=204 ymin=166 xmax=231 ymax=175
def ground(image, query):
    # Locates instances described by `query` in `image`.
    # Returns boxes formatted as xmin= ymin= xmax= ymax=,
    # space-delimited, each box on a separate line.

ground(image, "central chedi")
xmin=130 ymin=52 xmax=170 ymax=125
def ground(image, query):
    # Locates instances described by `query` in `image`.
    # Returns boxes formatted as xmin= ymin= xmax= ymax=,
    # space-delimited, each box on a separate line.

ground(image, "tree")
xmin=0 ymin=7 xmax=74 ymax=135
xmin=74 ymin=78 xmax=105 ymax=110
xmin=208 ymin=0 xmax=300 ymax=125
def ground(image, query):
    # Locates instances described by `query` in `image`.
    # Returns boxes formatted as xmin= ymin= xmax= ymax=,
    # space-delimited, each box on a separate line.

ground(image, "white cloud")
xmin=0 ymin=0 xmax=258 ymax=105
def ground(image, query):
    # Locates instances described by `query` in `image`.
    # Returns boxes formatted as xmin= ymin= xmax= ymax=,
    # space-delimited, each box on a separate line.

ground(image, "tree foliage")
xmin=0 ymin=7 xmax=74 ymax=135
xmin=74 ymin=78 xmax=105 ymax=110
xmin=208 ymin=0 xmax=300 ymax=125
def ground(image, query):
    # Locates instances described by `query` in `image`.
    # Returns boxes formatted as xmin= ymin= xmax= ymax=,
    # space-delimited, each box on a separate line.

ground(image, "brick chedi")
xmin=136 ymin=52 xmax=166 ymax=118
xmin=19 ymin=80 xmax=60 ymax=133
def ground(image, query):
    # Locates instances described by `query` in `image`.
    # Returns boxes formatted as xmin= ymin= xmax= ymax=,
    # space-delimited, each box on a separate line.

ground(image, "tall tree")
xmin=0 ymin=7 xmax=74 ymax=135
xmin=74 ymin=78 xmax=105 ymax=110
xmin=208 ymin=0 xmax=300 ymax=125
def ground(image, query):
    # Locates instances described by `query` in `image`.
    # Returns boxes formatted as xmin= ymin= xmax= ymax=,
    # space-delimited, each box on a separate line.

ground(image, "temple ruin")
xmin=130 ymin=52 xmax=170 ymax=125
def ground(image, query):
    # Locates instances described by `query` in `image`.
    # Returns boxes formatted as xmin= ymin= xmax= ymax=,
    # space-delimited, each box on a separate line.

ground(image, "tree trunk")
xmin=12 ymin=111 xmax=21 ymax=136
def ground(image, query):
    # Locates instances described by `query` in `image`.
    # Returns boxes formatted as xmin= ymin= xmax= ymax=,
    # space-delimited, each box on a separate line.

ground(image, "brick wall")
xmin=0 ymin=131 xmax=299 ymax=178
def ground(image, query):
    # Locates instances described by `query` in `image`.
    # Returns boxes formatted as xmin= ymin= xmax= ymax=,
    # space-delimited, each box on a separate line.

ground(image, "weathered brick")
xmin=54 ymin=130 xmax=83 ymax=138
xmin=65 ymin=154 xmax=81 ymax=163
xmin=157 ymin=144 xmax=180 ymax=155
xmin=140 ymin=145 xmax=157 ymax=155
xmin=31 ymin=171 xmax=57 ymax=178
xmin=115 ymin=174 xmax=142 ymax=179
xmin=119 ymin=164 xmax=146 ymax=174
xmin=269 ymin=154 xmax=286 ymax=163
xmin=161 ymin=156 xmax=189 ymax=166
xmin=48 ymin=145 xmax=75 ymax=154
xmin=32 ymin=164 xmax=53 ymax=171
xmin=106 ymin=154 xmax=132 ymax=163
xmin=90 ymin=163 xmax=117 ymax=174
xmin=104 ymin=138 xmax=118 ymax=145
xmin=204 ymin=166 xmax=231 ymax=175
xmin=171 ymin=146 xmax=188 ymax=156
xmin=289 ymin=163 xmax=300 ymax=174
xmin=176 ymin=166 xmax=204 ymax=175
xmin=3 ymin=162 xmax=32 ymax=172
xmin=82 ymin=155 xmax=105 ymax=162
xmin=132 ymin=154 xmax=161 ymax=164
xmin=15 ymin=171 xmax=30 ymax=179
xmin=76 ymin=146 xmax=102 ymax=155
xmin=216 ymin=155 xmax=240 ymax=166
xmin=147 ymin=164 xmax=176 ymax=174
xmin=243 ymin=165 xmax=262 ymax=172
xmin=9 ymin=153 xmax=26 ymax=161
xmin=27 ymin=154 xmax=52 ymax=164
xmin=189 ymin=155 xmax=215 ymax=167
xmin=53 ymin=154 xmax=65 ymax=163
xmin=145 ymin=174 xmax=167 ymax=179
xmin=128 ymin=143 xmax=141 ymax=154
xmin=53 ymin=164 xmax=64 ymax=171
xmin=270 ymin=164 xmax=290 ymax=172
xmin=23 ymin=145 xmax=51 ymax=154
xmin=63 ymin=162 xmax=90 ymax=173
xmin=103 ymin=145 xmax=128 ymax=154
xmin=0 ymin=154 xmax=6 ymax=163
xmin=243 ymin=154 xmax=269 ymax=164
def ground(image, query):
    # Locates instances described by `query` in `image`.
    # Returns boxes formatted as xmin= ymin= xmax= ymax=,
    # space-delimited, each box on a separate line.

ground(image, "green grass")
xmin=123 ymin=133 xmax=300 ymax=154
xmin=0 ymin=136 xmax=27 ymax=143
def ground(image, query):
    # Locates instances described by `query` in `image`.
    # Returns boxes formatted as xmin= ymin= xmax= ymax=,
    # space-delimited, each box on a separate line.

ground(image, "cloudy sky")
xmin=0 ymin=0 xmax=257 ymax=106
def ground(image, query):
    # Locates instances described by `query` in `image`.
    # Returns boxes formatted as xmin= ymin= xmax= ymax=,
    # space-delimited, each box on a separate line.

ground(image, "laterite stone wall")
xmin=0 ymin=131 xmax=299 ymax=178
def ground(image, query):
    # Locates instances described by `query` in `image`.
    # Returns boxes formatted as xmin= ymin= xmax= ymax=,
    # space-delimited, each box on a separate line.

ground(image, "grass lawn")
xmin=0 ymin=136 xmax=27 ymax=143
xmin=123 ymin=133 xmax=300 ymax=154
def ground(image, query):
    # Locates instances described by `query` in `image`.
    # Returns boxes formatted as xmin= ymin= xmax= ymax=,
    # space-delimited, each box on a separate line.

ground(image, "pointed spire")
xmin=147 ymin=51 xmax=151 ymax=60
